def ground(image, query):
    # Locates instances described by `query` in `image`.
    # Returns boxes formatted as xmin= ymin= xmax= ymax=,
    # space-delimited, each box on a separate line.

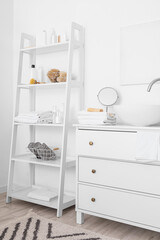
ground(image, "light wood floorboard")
xmin=0 ymin=192 xmax=160 ymax=240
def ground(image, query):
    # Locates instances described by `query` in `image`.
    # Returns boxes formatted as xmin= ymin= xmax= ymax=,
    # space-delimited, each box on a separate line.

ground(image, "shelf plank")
xmin=18 ymin=82 xmax=67 ymax=89
xmin=11 ymin=154 xmax=76 ymax=168
xmin=20 ymin=41 xmax=80 ymax=55
xmin=17 ymin=81 xmax=81 ymax=89
xmin=14 ymin=122 xmax=63 ymax=127
xmin=10 ymin=186 xmax=75 ymax=209
xmin=21 ymin=42 xmax=69 ymax=54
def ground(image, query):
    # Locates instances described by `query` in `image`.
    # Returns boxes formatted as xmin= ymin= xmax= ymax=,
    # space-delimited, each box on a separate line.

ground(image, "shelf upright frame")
xmin=57 ymin=22 xmax=85 ymax=217
xmin=6 ymin=22 xmax=85 ymax=217
xmin=6 ymin=33 xmax=36 ymax=203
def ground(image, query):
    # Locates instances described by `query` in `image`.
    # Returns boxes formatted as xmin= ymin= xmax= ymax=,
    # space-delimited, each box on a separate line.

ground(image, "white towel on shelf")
xmin=136 ymin=131 xmax=160 ymax=161
xmin=15 ymin=111 xmax=53 ymax=124
xmin=14 ymin=117 xmax=53 ymax=124
xmin=18 ymin=111 xmax=52 ymax=118
xmin=77 ymin=111 xmax=116 ymax=125
xmin=27 ymin=189 xmax=57 ymax=202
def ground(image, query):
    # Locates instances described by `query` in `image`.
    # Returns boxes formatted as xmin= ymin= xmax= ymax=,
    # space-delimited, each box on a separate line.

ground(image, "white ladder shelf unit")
xmin=6 ymin=22 xmax=85 ymax=217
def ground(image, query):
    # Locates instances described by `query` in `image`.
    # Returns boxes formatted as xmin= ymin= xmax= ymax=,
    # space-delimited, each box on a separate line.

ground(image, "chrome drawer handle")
xmin=91 ymin=169 xmax=96 ymax=174
xmin=89 ymin=141 xmax=93 ymax=146
xmin=91 ymin=197 xmax=95 ymax=202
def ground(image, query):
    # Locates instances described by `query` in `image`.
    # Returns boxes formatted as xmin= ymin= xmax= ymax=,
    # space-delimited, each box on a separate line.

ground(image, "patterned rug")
xmin=0 ymin=211 xmax=117 ymax=240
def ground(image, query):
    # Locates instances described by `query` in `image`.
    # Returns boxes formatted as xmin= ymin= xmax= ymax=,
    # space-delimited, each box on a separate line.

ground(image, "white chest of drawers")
xmin=76 ymin=125 xmax=160 ymax=232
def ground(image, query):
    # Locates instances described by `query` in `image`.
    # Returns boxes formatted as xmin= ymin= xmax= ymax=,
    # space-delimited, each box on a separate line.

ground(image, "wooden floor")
xmin=0 ymin=193 xmax=160 ymax=240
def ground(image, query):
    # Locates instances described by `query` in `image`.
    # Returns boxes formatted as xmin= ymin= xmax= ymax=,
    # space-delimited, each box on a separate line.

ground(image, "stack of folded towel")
xmin=15 ymin=111 xmax=53 ymax=124
xmin=77 ymin=111 xmax=116 ymax=125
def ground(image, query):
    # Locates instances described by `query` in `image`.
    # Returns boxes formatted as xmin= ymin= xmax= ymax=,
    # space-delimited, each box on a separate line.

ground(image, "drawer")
xmin=78 ymin=184 xmax=160 ymax=229
xmin=77 ymin=130 xmax=136 ymax=160
xmin=78 ymin=157 xmax=160 ymax=196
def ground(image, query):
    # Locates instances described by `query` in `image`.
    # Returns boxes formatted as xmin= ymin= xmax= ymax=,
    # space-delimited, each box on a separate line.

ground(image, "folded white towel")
xmin=15 ymin=111 xmax=53 ymax=124
xmin=15 ymin=117 xmax=53 ymax=124
xmin=136 ymin=131 xmax=160 ymax=161
xmin=27 ymin=189 xmax=57 ymax=202
xmin=78 ymin=111 xmax=106 ymax=116
xmin=78 ymin=116 xmax=105 ymax=120
xmin=15 ymin=117 xmax=38 ymax=123
xmin=78 ymin=119 xmax=105 ymax=125
xmin=18 ymin=111 xmax=52 ymax=118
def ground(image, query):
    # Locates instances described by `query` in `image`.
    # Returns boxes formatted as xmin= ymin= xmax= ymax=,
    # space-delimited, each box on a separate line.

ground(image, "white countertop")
xmin=74 ymin=124 xmax=160 ymax=132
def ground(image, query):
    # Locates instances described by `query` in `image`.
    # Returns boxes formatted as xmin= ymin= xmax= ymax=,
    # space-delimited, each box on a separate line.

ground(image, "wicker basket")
xmin=28 ymin=146 xmax=56 ymax=160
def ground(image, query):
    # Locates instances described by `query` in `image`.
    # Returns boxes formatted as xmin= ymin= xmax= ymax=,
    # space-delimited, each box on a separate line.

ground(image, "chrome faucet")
xmin=147 ymin=78 xmax=160 ymax=92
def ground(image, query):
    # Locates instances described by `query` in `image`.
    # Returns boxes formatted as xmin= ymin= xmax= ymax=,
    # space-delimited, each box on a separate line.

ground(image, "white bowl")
xmin=113 ymin=104 xmax=160 ymax=126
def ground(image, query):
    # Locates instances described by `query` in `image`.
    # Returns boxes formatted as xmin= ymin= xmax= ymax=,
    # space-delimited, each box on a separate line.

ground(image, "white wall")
xmin=13 ymin=0 xmax=160 ymax=193
xmin=0 ymin=0 xmax=13 ymax=192
xmin=13 ymin=0 xmax=160 ymax=105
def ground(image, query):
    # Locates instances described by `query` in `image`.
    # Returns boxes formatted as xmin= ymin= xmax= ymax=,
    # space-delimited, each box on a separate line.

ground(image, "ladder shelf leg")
xmin=57 ymin=23 xmax=84 ymax=217
xmin=6 ymin=160 xmax=15 ymax=203
xmin=6 ymin=33 xmax=35 ymax=204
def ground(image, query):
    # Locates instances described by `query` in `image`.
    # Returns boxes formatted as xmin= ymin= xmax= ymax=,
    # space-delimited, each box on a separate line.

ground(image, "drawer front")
xmin=77 ymin=130 xmax=136 ymax=160
xmin=78 ymin=184 xmax=160 ymax=228
xmin=78 ymin=157 xmax=160 ymax=195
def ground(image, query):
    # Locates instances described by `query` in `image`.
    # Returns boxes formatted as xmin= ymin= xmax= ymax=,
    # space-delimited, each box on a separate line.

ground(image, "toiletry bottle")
xmin=50 ymin=29 xmax=56 ymax=44
xmin=57 ymin=34 xmax=61 ymax=43
xmin=30 ymin=65 xmax=37 ymax=84
xmin=61 ymin=33 xmax=67 ymax=42
xmin=55 ymin=111 xmax=62 ymax=124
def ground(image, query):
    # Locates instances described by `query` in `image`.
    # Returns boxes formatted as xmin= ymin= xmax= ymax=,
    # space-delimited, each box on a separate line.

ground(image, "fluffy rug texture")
xmin=0 ymin=211 xmax=117 ymax=240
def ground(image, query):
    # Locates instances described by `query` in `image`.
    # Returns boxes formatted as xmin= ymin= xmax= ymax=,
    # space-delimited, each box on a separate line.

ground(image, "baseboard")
xmin=0 ymin=186 xmax=7 ymax=193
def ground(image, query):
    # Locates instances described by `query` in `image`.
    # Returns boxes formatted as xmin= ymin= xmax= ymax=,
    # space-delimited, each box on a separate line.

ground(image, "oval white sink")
xmin=113 ymin=105 xmax=160 ymax=126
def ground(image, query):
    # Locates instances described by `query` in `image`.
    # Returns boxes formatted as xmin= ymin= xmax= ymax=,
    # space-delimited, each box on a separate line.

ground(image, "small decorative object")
xmin=57 ymin=71 xmax=67 ymax=82
xmin=47 ymin=69 xmax=60 ymax=82
xmin=47 ymin=69 xmax=67 ymax=83
xmin=36 ymin=29 xmax=68 ymax=46
xmin=30 ymin=78 xmax=37 ymax=84
xmin=57 ymin=76 xmax=66 ymax=82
